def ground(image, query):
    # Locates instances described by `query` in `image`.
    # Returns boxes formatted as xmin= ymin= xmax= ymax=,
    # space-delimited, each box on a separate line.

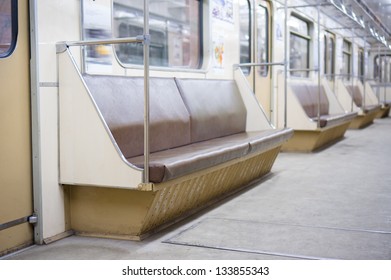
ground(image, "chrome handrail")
xmin=233 ymin=62 xmax=285 ymax=69
xmin=56 ymin=36 xmax=146 ymax=53
xmin=288 ymin=68 xmax=319 ymax=72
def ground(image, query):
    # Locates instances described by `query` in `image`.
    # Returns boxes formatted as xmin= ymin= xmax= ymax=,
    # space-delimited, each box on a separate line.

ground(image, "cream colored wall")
xmin=372 ymin=85 xmax=391 ymax=102
xmin=334 ymin=79 xmax=360 ymax=114
xmin=36 ymin=0 xmax=81 ymax=240
xmin=361 ymin=81 xmax=379 ymax=106
xmin=234 ymin=69 xmax=272 ymax=130
xmin=58 ymin=50 xmax=143 ymax=189
xmin=322 ymin=79 xmax=345 ymax=114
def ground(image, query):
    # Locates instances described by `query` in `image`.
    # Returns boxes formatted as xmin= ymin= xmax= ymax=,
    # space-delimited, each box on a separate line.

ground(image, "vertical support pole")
xmin=357 ymin=35 xmax=365 ymax=110
xmin=363 ymin=43 xmax=367 ymax=106
xmin=376 ymin=44 xmax=380 ymax=103
xmin=350 ymin=28 xmax=355 ymax=112
xmin=317 ymin=1 xmax=321 ymax=128
xmin=30 ymin=0 xmax=44 ymax=245
xmin=252 ymin=0 xmax=256 ymax=93
xmin=284 ymin=0 xmax=288 ymax=128
xmin=143 ymin=0 xmax=150 ymax=183
xmin=80 ymin=0 xmax=86 ymax=74
xmin=382 ymin=49 xmax=386 ymax=104
xmin=332 ymin=36 xmax=336 ymax=96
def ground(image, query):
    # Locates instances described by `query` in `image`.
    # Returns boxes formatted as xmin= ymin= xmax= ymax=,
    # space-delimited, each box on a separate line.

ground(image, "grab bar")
xmin=56 ymin=36 xmax=147 ymax=53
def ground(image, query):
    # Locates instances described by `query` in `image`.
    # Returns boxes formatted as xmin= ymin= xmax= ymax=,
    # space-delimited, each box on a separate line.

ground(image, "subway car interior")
xmin=1 ymin=0 xmax=391 ymax=260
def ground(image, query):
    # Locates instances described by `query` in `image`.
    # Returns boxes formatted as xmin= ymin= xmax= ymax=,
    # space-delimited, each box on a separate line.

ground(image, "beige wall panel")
xmin=36 ymin=0 xmax=81 ymax=240
xmin=0 ymin=224 xmax=33 ymax=256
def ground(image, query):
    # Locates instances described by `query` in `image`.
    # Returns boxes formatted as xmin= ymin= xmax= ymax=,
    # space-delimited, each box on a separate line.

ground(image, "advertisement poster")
xmin=213 ymin=35 xmax=225 ymax=71
xmin=212 ymin=0 xmax=234 ymax=24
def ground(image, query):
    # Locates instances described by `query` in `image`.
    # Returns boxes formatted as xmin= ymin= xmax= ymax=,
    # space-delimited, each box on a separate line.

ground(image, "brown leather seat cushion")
xmin=362 ymin=104 xmax=382 ymax=114
xmin=311 ymin=112 xmax=357 ymax=128
xmin=128 ymin=129 xmax=293 ymax=183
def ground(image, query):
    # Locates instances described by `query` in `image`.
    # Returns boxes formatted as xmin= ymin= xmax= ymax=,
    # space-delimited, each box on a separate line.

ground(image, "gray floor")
xmin=4 ymin=118 xmax=391 ymax=260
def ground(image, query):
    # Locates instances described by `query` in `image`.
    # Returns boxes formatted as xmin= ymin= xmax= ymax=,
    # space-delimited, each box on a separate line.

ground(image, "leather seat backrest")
xmin=84 ymin=75 xmax=191 ymax=158
xmin=306 ymin=84 xmax=330 ymax=116
xmin=290 ymin=82 xmax=330 ymax=118
xmin=290 ymin=83 xmax=314 ymax=117
xmin=345 ymin=85 xmax=363 ymax=107
xmin=175 ymin=78 xmax=247 ymax=143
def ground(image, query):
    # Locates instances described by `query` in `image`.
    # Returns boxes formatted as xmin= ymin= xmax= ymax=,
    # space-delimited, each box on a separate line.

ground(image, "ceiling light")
xmin=351 ymin=11 xmax=357 ymax=21
xmin=341 ymin=4 xmax=347 ymax=14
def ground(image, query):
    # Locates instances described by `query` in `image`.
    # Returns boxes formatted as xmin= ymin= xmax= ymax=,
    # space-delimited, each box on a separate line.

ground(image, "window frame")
xmin=256 ymin=3 xmax=269 ymax=77
xmin=342 ymin=39 xmax=352 ymax=79
xmin=289 ymin=14 xmax=311 ymax=78
xmin=323 ymin=31 xmax=335 ymax=80
xmin=374 ymin=54 xmax=391 ymax=83
xmin=357 ymin=47 xmax=364 ymax=82
xmin=239 ymin=0 xmax=251 ymax=76
xmin=112 ymin=0 xmax=203 ymax=70
xmin=0 ymin=0 xmax=18 ymax=58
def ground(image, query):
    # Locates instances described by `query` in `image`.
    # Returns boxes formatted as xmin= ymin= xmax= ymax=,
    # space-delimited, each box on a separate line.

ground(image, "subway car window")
xmin=113 ymin=0 xmax=201 ymax=69
xmin=323 ymin=35 xmax=327 ymax=76
xmin=323 ymin=32 xmax=335 ymax=80
xmin=374 ymin=55 xmax=391 ymax=83
xmin=289 ymin=15 xmax=310 ymax=78
xmin=239 ymin=0 xmax=251 ymax=75
xmin=257 ymin=4 xmax=268 ymax=76
xmin=358 ymin=48 xmax=364 ymax=82
xmin=342 ymin=39 xmax=351 ymax=79
xmin=0 ymin=0 xmax=17 ymax=58
xmin=82 ymin=0 xmax=113 ymax=72
xmin=374 ymin=55 xmax=380 ymax=81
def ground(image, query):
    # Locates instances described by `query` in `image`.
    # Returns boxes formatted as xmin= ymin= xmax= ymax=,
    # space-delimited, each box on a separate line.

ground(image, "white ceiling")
xmin=304 ymin=0 xmax=391 ymax=47
xmin=365 ymin=0 xmax=391 ymax=33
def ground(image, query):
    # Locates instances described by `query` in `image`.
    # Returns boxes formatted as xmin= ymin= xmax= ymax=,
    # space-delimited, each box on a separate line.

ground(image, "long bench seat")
xmin=312 ymin=112 xmax=358 ymax=128
xmin=290 ymin=83 xmax=356 ymax=128
xmin=377 ymin=102 xmax=391 ymax=118
xmin=367 ymin=82 xmax=391 ymax=118
xmin=83 ymin=75 xmax=293 ymax=184
xmin=62 ymin=72 xmax=293 ymax=239
xmin=280 ymin=80 xmax=356 ymax=152
xmin=345 ymin=85 xmax=382 ymax=114
xmin=343 ymin=84 xmax=382 ymax=128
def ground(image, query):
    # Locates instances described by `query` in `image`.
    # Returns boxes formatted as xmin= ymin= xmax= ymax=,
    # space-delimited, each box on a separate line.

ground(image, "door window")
xmin=0 ymin=0 xmax=17 ymax=58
